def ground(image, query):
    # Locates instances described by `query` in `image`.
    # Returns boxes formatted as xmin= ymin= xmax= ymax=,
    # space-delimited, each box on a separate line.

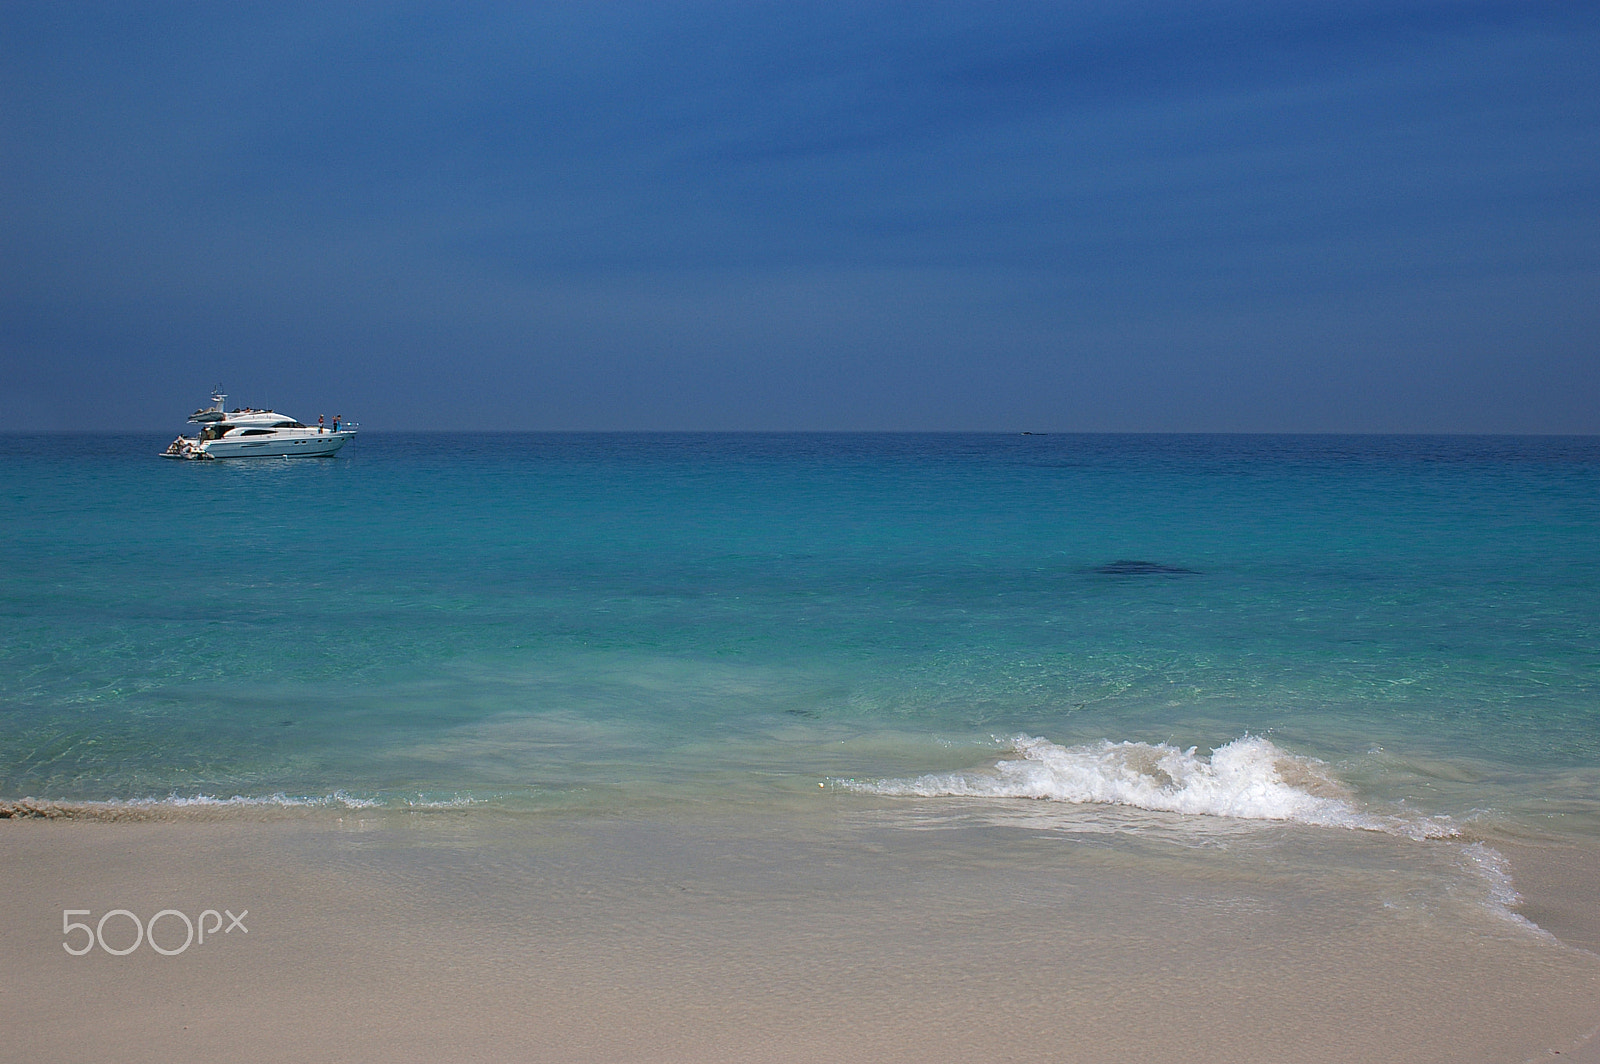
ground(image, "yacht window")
xmin=239 ymin=429 xmax=274 ymax=436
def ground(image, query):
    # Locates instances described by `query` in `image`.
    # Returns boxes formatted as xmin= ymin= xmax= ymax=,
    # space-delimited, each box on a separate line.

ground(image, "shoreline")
xmin=4 ymin=804 xmax=1599 ymax=1063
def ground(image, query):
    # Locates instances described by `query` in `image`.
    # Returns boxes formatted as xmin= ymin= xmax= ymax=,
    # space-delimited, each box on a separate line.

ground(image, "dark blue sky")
xmin=3 ymin=1 xmax=1597 ymax=431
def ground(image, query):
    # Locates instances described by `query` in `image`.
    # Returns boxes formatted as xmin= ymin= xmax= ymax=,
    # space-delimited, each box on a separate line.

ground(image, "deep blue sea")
xmin=3 ymin=433 xmax=1598 ymax=833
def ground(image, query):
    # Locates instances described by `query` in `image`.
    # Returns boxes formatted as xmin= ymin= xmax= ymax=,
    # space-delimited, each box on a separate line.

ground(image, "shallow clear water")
xmin=2 ymin=433 xmax=1598 ymax=832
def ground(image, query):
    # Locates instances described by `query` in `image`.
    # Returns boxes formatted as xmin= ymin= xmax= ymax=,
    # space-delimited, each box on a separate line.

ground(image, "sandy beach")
xmin=5 ymin=806 xmax=1598 ymax=1064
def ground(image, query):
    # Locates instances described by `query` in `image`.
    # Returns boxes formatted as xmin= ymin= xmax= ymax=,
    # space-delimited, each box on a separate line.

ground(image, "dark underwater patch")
xmin=1092 ymin=560 xmax=1200 ymax=576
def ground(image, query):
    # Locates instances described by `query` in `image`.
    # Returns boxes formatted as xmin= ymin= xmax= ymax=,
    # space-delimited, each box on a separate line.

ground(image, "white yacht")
xmin=162 ymin=389 xmax=356 ymax=460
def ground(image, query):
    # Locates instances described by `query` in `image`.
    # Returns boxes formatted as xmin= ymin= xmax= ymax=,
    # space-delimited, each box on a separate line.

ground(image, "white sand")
xmin=3 ymin=805 xmax=1599 ymax=1063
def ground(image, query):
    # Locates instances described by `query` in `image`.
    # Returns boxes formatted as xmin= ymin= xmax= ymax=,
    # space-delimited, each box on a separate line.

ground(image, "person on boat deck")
xmin=333 ymin=415 xmax=341 ymax=432
xmin=319 ymin=414 xmax=325 ymax=433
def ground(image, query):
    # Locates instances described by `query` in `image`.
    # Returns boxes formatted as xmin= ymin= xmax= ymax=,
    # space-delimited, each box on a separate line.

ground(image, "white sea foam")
xmin=156 ymin=791 xmax=385 ymax=809
xmin=846 ymin=735 xmax=1457 ymax=839
xmin=1458 ymin=841 xmax=1553 ymax=938
xmin=0 ymin=791 xmax=483 ymax=819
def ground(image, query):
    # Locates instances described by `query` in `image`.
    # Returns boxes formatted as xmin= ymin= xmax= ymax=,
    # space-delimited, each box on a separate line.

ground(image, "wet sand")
xmin=3 ymin=806 xmax=1599 ymax=1063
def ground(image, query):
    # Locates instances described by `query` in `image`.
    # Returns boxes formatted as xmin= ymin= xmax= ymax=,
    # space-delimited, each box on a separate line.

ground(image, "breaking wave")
xmin=845 ymin=735 xmax=1456 ymax=840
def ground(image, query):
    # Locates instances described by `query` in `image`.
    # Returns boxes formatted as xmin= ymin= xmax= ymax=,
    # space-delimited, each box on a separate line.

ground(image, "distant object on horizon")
xmin=1092 ymin=560 xmax=1200 ymax=576
xmin=161 ymin=388 xmax=356 ymax=460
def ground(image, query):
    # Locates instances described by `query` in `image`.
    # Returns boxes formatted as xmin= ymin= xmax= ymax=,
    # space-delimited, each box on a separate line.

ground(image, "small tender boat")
xmin=162 ymin=389 xmax=356 ymax=460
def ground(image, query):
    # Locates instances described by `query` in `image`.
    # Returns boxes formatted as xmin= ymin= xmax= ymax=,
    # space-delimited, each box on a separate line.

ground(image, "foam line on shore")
xmin=0 ymin=792 xmax=481 ymax=820
xmin=1458 ymin=841 xmax=1558 ymax=940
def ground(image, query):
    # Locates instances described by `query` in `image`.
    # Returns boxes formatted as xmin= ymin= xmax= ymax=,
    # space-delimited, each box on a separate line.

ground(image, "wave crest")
xmin=846 ymin=735 xmax=1455 ymax=839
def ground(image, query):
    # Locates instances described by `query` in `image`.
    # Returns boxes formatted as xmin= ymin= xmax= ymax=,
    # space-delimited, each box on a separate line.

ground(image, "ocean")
xmin=5 ymin=432 xmax=1600 ymax=1060
xmin=4 ymin=432 xmax=1597 ymax=822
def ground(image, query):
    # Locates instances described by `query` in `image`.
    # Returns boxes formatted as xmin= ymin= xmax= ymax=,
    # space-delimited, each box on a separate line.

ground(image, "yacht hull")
xmin=201 ymin=431 xmax=354 ymax=458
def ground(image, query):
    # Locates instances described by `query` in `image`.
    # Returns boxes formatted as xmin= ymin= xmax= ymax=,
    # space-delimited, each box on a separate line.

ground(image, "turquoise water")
xmin=2 ymin=433 xmax=1598 ymax=825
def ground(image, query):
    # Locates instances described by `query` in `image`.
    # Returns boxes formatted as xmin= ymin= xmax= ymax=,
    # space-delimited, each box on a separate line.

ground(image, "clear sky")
xmin=3 ymin=1 xmax=1597 ymax=431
